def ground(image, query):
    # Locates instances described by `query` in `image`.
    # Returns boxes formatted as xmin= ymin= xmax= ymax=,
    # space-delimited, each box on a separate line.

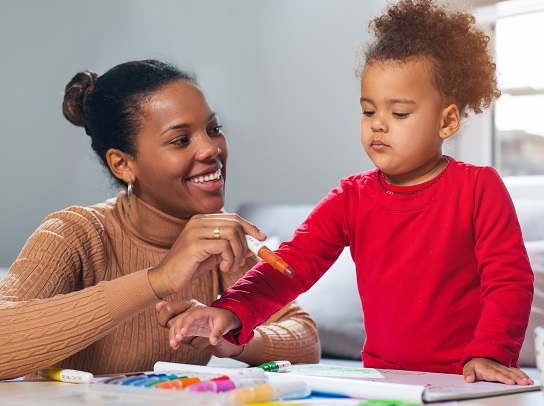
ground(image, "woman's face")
xmin=129 ymin=80 xmax=228 ymax=218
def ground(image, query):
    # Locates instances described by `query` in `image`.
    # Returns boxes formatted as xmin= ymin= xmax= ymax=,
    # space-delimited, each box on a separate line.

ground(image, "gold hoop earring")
xmin=127 ymin=181 xmax=134 ymax=215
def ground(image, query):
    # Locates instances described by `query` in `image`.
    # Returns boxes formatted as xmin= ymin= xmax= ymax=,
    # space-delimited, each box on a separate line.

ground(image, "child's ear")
xmin=106 ymin=148 xmax=136 ymax=185
xmin=439 ymin=104 xmax=460 ymax=139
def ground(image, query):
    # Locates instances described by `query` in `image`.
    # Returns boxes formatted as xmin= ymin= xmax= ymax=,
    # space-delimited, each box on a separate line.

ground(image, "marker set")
xmin=99 ymin=368 xmax=265 ymax=392
xmin=91 ymin=361 xmax=310 ymax=404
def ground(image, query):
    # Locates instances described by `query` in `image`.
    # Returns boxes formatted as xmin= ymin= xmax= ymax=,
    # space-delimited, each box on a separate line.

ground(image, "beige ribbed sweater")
xmin=0 ymin=192 xmax=319 ymax=380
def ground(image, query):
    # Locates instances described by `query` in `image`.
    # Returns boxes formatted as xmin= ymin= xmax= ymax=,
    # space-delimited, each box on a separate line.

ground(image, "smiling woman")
xmin=114 ymin=80 xmax=228 ymax=219
xmin=0 ymin=60 xmax=319 ymax=381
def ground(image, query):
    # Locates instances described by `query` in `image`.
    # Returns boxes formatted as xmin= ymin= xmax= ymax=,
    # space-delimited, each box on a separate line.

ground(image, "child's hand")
xmin=155 ymin=300 xmax=244 ymax=357
xmin=157 ymin=301 xmax=242 ymax=350
xmin=463 ymin=358 xmax=534 ymax=385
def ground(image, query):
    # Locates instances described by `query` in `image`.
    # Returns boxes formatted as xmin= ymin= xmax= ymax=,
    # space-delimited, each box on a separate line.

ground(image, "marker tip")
xmin=284 ymin=267 xmax=295 ymax=278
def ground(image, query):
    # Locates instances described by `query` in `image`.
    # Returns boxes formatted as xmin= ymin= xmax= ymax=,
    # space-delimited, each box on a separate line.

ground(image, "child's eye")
xmin=208 ymin=125 xmax=224 ymax=137
xmin=393 ymin=112 xmax=409 ymax=119
xmin=361 ymin=110 xmax=375 ymax=117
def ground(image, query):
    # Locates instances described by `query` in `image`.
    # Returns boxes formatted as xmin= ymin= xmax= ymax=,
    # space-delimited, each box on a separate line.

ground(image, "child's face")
xmin=359 ymin=58 xmax=448 ymax=185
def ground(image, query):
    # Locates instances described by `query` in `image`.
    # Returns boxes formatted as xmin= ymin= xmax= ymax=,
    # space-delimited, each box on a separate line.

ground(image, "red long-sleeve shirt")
xmin=214 ymin=157 xmax=534 ymax=374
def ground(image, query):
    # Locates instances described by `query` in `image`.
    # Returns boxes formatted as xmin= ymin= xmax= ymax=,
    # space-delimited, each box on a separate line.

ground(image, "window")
xmin=483 ymin=1 xmax=544 ymax=176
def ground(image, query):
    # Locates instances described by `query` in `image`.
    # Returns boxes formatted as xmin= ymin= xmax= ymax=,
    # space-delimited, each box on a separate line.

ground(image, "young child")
xmin=163 ymin=0 xmax=534 ymax=385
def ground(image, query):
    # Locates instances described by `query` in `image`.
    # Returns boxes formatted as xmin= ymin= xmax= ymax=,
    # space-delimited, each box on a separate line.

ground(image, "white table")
xmin=1 ymin=358 xmax=540 ymax=405
xmin=0 ymin=380 xmax=542 ymax=405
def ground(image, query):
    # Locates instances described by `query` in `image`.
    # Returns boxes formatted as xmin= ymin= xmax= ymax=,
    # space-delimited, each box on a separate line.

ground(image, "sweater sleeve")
xmin=214 ymin=183 xmax=351 ymax=345
xmin=462 ymin=167 xmax=534 ymax=367
xmin=0 ymin=209 xmax=159 ymax=380
xmin=219 ymin=256 xmax=320 ymax=364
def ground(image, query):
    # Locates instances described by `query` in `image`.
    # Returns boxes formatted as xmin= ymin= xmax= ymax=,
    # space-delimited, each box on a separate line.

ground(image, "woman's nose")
xmin=195 ymin=134 xmax=221 ymax=160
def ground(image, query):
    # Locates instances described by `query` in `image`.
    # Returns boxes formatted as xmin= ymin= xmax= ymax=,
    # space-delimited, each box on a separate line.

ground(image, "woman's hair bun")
xmin=62 ymin=70 xmax=99 ymax=127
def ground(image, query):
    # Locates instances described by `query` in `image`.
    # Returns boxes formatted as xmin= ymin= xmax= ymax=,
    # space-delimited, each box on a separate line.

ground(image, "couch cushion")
xmin=296 ymin=247 xmax=365 ymax=360
xmin=519 ymin=240 xmax=544 ymax=367
xmin=512 ymin=200 xmax=544 ymax=242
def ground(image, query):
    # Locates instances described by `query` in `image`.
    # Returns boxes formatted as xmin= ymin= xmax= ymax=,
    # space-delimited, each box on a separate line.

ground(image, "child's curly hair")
xmin=356 ymin=0 xmax=501 ymax=117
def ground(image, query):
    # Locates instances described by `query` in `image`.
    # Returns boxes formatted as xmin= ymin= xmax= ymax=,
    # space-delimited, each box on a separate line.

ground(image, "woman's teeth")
xmin=188 ymin=169 xmax=221 ymax=184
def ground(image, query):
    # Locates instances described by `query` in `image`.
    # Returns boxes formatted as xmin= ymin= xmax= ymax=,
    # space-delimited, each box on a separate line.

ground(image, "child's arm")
xmin=156 ymin=298 xmax=321 ymax=364
xmin=463 ymin=358 xmax=534 ymax=385
xmin=463 ymin=167 xmax=534 ymax=382
xmin=163 ymin=183 xmax=350 ymax=350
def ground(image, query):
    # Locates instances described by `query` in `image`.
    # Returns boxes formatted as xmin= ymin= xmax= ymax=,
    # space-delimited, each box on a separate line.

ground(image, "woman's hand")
xmin=463 ymin=358 xmax=534 ymax=385
xmin=156 ymin=300 xmax=245 ymax=358
xmin=148 ymin=213 xmax=265 ymax=299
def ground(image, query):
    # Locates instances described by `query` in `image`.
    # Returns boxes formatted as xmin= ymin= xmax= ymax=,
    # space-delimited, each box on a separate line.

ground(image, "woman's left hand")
xmin=155 ymin=300 xmax=244 ymax=358
xmin=463 ymin=357 xmax=534 ymax=385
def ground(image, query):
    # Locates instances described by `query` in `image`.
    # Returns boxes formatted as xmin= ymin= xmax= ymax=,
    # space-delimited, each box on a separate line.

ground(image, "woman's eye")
xmin=171 ymin=137 xmax=189 ymax=146
xmin=209 ymin=125 xmax=223 ymax=136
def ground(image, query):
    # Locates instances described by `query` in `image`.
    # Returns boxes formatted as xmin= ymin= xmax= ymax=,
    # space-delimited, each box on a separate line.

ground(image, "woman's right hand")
xmin=147 ymin=213 xmax=265 ymax=299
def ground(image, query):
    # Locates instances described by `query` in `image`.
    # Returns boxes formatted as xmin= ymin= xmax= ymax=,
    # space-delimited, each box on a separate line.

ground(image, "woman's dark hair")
xmin=62 ymin=59 xmax=197 ymax=184
xmin=356 ymin=0 xmax=500 ymax=117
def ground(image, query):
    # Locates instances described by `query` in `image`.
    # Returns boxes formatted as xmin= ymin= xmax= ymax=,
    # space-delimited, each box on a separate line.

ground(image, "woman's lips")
xmin=186 ymin=169 xmax=224 ymax=193
xmin=187 ymin=169 xmax=221 ymax=184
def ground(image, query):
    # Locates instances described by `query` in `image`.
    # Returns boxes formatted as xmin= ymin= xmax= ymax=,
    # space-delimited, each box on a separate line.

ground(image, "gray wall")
xmin=0 ymin=0 xmax=388 ymax=267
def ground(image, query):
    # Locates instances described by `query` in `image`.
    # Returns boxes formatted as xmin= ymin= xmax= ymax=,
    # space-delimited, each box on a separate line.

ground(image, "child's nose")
xmin=371 ymin=116 xmax=388 ymax=132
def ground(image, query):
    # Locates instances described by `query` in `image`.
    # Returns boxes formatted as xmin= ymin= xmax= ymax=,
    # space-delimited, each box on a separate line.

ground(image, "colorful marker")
xmin=120 ymin=374 xmax=150 ymax=385
xmin=186 ymin=377 xmax=269 ymax=393
xmin=245 ymin=235 xmax=295 ymax=277
xmin=256 ymin=360 xmax=291 ymax=372
xmin=358 ymin=400 xmax=420 ymax=406
xmin=227 ymin=381 xmax=310 ymax=404
xmin=38 ymin=368 xmax=94 ymax=384
xmin=154 ymin=372 xmax=237 ymax=390
xmin=138 ymin=374 xmax=181 ymax=387
xmin=102 ymin=375 xmax=128 ymax=384
xmin=157 ymin=376 xmax=202 ymax=389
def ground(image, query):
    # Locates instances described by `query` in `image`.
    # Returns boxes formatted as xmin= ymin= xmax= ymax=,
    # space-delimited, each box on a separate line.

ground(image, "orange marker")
xmin=245 ymin=235 xmax=295 ymax=278
xmin=157 ymin=376 xmax=201 ymax=389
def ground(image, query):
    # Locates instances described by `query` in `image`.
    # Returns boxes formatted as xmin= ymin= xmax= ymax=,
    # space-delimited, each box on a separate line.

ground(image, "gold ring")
xmin=213 ymin=226 xmax=220 ymax=239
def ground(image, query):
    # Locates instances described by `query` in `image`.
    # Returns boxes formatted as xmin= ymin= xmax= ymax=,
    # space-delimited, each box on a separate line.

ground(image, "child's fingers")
xmin=169 ymin=319 xmax=184 ymax=349
xmin=168 ymin=313 xmax=201 ymax=349
xmin=208 ymin=329 xmax=224 ymax=346
xmin=178 ymin=314 xmax=230 ymax=346
xmin=208 ymin=314 xmax=238 ymax=346
xmin=156 ymin=300 xmax=202 ymax=328
xmin=463 ymin=364 xmax=476 ymax=383
xmin=167 ymin=308 xmax=238 ymax=350
xmin=498 ymin=368 xmax=534 ymax=385
xmin=492 ymin=371 xmax=517 ymax=385
xmin=463 ymin=359 xmax=534 ymax=385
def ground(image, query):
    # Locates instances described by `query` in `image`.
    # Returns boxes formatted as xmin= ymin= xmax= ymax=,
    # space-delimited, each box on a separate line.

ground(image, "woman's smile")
xmin=186 ymin=168 xmax=224 ymax=192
